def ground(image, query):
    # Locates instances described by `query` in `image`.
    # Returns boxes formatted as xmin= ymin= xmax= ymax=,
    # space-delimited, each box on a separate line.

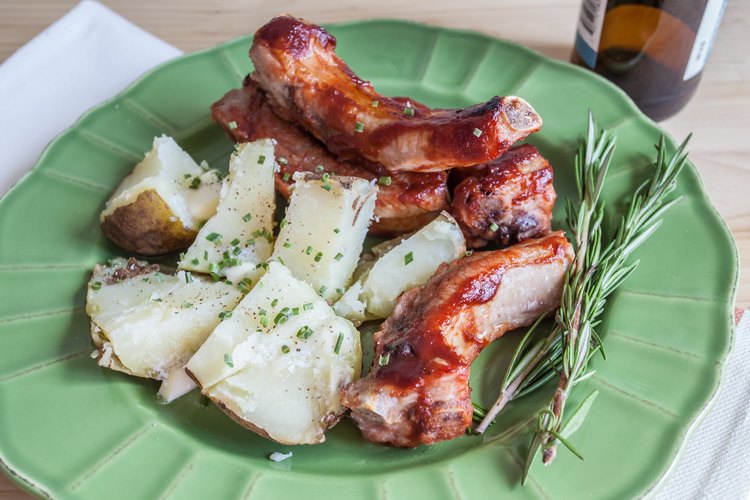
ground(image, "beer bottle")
xmin=572 ymin=0 xmax=727 ymax=121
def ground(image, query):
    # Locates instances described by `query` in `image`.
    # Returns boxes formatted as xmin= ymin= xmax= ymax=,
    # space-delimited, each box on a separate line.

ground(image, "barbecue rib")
xmin=451 ymin=144 xmax=556 ymax=248
xmin=341 ymin=232 xmax=574 ymax=447
xmin=249 ymin=15 xmax=543 ymax=172
xmin=211 ymin=78 xmax=449 ymax=235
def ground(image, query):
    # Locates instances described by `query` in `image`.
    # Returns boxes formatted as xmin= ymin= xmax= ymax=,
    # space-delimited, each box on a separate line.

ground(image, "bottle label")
xmin=574 ymin=0 xmax=608 ymax=68
xmin=684 ymin=0 xmax=727 ymax=80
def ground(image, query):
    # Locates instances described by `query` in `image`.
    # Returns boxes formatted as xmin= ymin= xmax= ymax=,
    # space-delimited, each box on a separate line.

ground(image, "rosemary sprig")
xmin=474 ymin=112 xmax=690 ymax=481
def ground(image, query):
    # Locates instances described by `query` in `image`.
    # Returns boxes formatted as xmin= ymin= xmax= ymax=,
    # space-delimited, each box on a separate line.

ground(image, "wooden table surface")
xmin=0 ymin=0 xmax=748 ymax=498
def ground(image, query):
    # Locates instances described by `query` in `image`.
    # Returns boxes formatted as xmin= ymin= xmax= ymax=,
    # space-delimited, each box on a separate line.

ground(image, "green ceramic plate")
xmin=0 ymin=20 xmax=738 ymax=500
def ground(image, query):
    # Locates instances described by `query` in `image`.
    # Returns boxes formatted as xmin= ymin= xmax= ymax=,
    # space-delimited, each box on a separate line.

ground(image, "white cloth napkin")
xmin=652 ymin=309 xmax=750 ymax=500
xmin=0 ymin=2 xmax=747 ymax=499
xmin=0 ymin=0 xmax=180 ymax=195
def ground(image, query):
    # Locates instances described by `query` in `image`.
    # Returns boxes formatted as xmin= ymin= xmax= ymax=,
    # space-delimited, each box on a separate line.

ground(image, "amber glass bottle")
xmin=572 ymin=0 xmax=726 ymax=121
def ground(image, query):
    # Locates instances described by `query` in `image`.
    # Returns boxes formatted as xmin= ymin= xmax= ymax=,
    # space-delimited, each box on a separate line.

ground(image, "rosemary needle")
xmin=474 ymin=111 xmax=690 ymax=483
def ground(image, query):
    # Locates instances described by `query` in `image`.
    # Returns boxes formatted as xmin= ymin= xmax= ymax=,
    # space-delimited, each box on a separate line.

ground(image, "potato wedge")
xmin=100 ymin=136 xmax=221 ymax=255
xmin=271 ymin=172 xmax=377 ymax=302
xmin=186 ymin=261 xmax=361 ymax=444
xmin=86 ymin=257 xmax=242 ymax=380
xmin=179 ymin=140 xmax=276 ymax=284
xmin=334 ymin=212 xmax=466 ymax=321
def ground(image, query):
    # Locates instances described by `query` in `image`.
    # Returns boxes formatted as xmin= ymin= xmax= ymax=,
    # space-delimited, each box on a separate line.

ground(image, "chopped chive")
xmin=334 ymin=228 xmax=341 ymax=234
xmin=334 ymin=252 xmax=344 ymax=261
xmin=154 ymin=273 xmax=165 ymax=283
xmin=322 ymin=172 xmax=330 ymax=180
xmin=378 ymin=352 xmax=391 ymax=366
xmin=232 ymin=246 xmax=242 ymax=256
xmin=257 ymin=155 xmax=266 ymax=164
xmin=378 ymin=176 xmax=392 ymax=186
xmin=292 ymin=307 xmax=300 ymax=315
xmin=279 ymin=219 xmax=288 ymax=229
xmin=247 ymin=238 xmax=256 ymax=246
xmin=473 ymin=127 xmax=483 ymax=137
xmin=319 ymin=285 xmax=327 ymax=295
xmin=271 ymin=298 xmax=279 ymax=307
xmin=181 ymin=301 xmax=193 ymax=308
xmin=278 ymin=157 xmax=288 ymax=165
xmin=314 ymin=252 xmax=323 ymax=262
xmin=354 ymin=121 xmax=365 ymax=133
xmin=404 ymin=251 xmax=414 ymax=265
xmin=242 ymin=212 xmax=253 ymax=222
xmin=336 ymin=288 xmax=345 ymax=295
xmin=303 ymin=302 xmax=314 ymax=311
xmin=185 ymin=272 xmax=193 ymax=283
xmin=489 ymin=222 xmax=499 ymax=232
xmin=315 ymin=164 xmax=325 ymax=172
xmin=283 ymin=241 xmax=292 ymax=248
xmin=321 ymin=182 xmax=332 ymax=191
xmin=228 ymin=120 xmax=238 ymax=129
xmin=230 ymin=238 xmax=240 ymax=247
xmin=403 ymin=106 xmax=414 ymax=117
xmin=281 ymin=345 xmax=290 ymax=354
xmin=274 ymin=307 xmax=293 ymax=325
xmin=238 ymin=278 xmax=253 ymax=293
xmin=191 ymin=258 xmax=200 ymax=265
xmin=282 ymin=172 xmax=291 ymax=182
xmin=296 ymin=325 xmax=314 ymax=340
xmin=372 ymin=100 xmax=379 ymax=108
xmin=259 ymin=314 xmax=269 ymax=327
xmin=306 ymin=246 xmax=313 ymax=255
xmin=204 ymin=250 xmax=209 ymax=261
xmin=334 ymin=333 xmax=344 ymax=354
xmin=206 ymin=232 xmax=222 ymax=243
xmin=224 ymin=353 xmax=234 ymax=367
xmin=183 ymin=173 xmax=191 ymax=179
xmin=90 ymin=281 xmax=102 ymax=290
xmin=219 ymin=311 xmax=233 ymax=321
xmin=465 ymin=250 xmax=474 ymax=257
xmin=189 ymin=176 xmax=202 ymax=189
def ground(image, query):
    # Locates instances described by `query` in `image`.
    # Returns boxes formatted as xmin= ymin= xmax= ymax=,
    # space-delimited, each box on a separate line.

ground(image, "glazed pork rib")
xmin=341 ymin=232 xmax=574 ymax=447
xmin=211 ymin=78 xmax=449 ymax=235
xmin=249 ymin=15 xmax=543 ymax=172
xmin=451 ymin=144 xmax=556 ymax=248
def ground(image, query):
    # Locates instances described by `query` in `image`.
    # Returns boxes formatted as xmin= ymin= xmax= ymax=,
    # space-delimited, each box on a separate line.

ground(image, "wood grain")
xmin=0 ymin=1 xmax=747 ymax=498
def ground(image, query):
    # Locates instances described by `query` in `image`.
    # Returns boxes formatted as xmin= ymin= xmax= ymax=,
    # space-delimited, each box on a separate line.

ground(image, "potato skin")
xmin=100 ymin=189 xmax=196 ymax=255
xmin=184 ymin=367 xmax=343 ymax=445
xmin=209 ymin=394 xmax=341 ymax=445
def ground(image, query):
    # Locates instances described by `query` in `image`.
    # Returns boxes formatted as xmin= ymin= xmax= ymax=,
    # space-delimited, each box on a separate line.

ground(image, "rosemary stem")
xmin=476 ymin=351 xmax=545 ymax=433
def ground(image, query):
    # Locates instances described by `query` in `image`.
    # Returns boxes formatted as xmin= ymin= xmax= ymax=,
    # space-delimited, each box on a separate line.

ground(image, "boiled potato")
xmin=100 ymin=135 xmax=221 ymax=255
xmin=179 ymin=140 xmax=276 ymax=285
xmin=86 ymin=257 xmax=242 ymax=380
xmin=271 ymin=172 xmax=377 ymax=302
xmin=334 ymin=212 xmax=466 ymax=321
xmin=186 ymin=261 xmax=361 ymax=444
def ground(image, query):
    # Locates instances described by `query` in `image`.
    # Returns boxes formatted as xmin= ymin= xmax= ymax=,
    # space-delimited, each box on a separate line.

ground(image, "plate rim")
xmin=0 ymin=18 xmax=739 ymax=499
